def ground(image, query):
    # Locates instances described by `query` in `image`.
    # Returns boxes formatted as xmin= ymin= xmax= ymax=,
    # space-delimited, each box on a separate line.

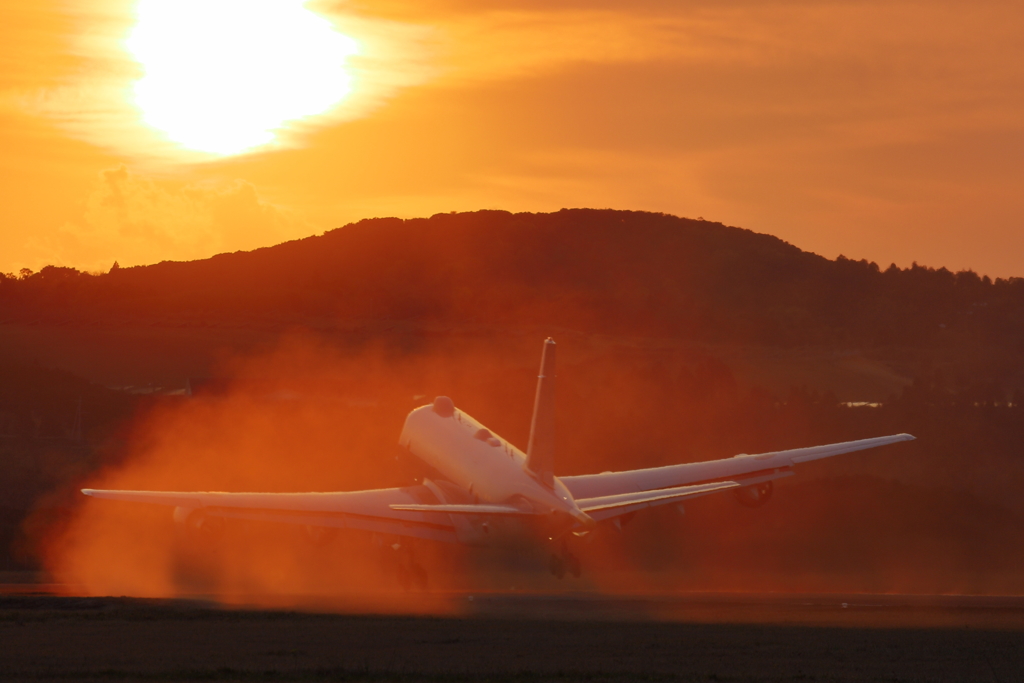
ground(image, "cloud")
xmin=27 ymin=165 xmax=310 ymax=271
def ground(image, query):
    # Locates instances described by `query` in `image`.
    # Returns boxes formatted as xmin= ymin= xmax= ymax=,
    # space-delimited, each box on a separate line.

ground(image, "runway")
xmin=2 ymin=587 xmax=1023 ymax=682
xmin=4 ymin=576 xmax=1024 ymax=628
xmin=461 ymin=590 xmax=1024 ymax=628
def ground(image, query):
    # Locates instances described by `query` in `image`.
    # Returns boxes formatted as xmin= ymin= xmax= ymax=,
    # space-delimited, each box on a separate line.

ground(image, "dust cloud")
xmin=37 ymin=335 xmax=491 ymax=610
xmin=33 ymin=333 xmax=1024 ymax=606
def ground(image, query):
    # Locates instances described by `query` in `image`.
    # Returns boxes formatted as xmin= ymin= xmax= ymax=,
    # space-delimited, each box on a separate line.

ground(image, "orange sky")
xmin=2 ymin=0 xmax=1022 ymax=277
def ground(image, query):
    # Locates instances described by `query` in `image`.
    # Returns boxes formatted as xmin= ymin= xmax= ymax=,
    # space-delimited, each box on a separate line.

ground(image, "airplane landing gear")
xmin=548 ymin=553 xmax=566 ymax=579
xmin=548 ymin=543 xmax=581 ymax=579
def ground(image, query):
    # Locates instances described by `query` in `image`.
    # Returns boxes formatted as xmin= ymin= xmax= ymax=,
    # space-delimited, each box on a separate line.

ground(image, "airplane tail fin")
xmin=525 ymin=338 xmax=556 ymax=488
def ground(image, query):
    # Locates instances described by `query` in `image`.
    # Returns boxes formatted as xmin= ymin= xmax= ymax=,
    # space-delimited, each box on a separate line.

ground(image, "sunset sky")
xmin=2 ymin=0 xmax=1022 ymax=277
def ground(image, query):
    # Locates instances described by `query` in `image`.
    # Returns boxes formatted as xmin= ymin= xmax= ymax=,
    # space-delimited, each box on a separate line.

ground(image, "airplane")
xmin=83 ymin=338 xmax=915 ymax=584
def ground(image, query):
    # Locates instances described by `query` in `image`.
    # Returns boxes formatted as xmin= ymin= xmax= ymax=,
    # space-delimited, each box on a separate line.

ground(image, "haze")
xmin=1 ymin=0 xmax=1022 ymax=276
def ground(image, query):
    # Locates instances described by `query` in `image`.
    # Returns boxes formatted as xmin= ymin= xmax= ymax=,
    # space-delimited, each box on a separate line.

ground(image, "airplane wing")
xmin=82 ymin=486 xmax=462 ymax=543
xmin=574 ymin=481 xmax=740 ymax=521
xmin=389 ymin=503 xmax=538 ymax=515
xmin=559 ymin=433 xmax=915 ymax=501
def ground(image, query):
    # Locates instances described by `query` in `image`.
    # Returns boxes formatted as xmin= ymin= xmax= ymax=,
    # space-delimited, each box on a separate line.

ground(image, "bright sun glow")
xmin=127 ymin=0 xmax=359 ymax=156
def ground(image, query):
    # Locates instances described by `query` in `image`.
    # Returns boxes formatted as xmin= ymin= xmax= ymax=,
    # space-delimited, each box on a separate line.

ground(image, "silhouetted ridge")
xmin=2 ymin=209 xmax=1023 ymax=351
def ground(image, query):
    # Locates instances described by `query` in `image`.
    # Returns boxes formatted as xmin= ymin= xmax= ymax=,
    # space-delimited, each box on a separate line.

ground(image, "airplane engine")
xmin=173 ymin=506 xmax=225 ymax=542
xmin=734 ymin=481 xmax=773 ymax=508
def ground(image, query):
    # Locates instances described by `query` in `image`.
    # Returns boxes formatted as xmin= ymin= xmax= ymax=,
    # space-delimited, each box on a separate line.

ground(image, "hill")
xmin=3 ymin=208 xmax=1023 ymax=397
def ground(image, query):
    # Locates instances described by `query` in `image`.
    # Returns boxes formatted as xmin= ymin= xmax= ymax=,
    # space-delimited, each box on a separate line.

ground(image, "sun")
xmin=126 ymin=0 xmax=359 ymax=156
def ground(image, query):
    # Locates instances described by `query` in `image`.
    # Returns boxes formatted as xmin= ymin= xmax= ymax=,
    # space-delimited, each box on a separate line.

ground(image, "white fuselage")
xmin=399 ymin=404 xmax=585 ymax=527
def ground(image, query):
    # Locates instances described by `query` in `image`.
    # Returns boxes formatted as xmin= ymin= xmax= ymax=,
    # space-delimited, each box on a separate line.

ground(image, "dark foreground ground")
xmin=1 ymin=591 xmax=1023 ymax=682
